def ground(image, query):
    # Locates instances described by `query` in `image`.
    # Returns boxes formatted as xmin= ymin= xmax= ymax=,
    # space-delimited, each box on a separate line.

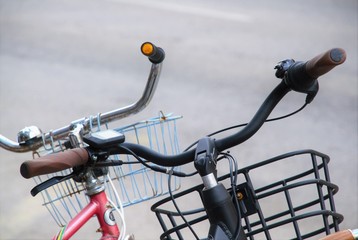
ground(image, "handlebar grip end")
xmin=20 ymin=162 xmax=32 ymax=179
xmin=330 ymin=48 xmax=346 ymax=64
xmin=141 ymin=42 xmax=165 ymax=64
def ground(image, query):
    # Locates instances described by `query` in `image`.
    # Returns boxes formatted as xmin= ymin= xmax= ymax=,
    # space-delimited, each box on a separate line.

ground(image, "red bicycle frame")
xmin=52 ymin=191 xmax=120 ymax=240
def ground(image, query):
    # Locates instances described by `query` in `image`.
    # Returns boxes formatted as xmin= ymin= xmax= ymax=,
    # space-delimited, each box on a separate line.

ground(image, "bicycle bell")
xmin=17 ymin=126 xmax=42 ymax=145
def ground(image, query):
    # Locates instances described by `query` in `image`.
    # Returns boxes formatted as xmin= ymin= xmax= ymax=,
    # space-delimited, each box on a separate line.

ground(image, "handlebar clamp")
xmin=275 ymin=60 xmax=319 ymax=104
xmin=194 ymin=137 xmax=218 ymax=177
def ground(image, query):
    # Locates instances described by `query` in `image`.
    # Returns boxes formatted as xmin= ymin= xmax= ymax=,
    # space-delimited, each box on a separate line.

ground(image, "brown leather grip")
xmin=20 ymin=148 xmax=89 ymax=179
xmin=319 ymin=229 xmax=356 ymax=240
xmin=305 ymin=48 xmax=346 ymax=79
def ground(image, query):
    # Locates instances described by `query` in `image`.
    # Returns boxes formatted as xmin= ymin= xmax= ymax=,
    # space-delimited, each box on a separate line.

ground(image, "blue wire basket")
xmin=32 ymin=113 xmax=182 ymax=227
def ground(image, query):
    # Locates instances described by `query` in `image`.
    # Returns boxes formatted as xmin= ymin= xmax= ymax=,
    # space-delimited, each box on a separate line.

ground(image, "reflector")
xmin=141 ymin=42 xmax=154 ymax=56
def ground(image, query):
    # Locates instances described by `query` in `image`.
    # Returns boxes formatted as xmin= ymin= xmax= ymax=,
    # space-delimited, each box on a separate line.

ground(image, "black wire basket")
xmin=151 ymin=149 xmax=343 ymax=240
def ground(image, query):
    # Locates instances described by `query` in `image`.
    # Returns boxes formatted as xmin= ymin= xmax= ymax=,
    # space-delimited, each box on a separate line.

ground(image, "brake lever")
xmin=30 ymin=172 xmax=75 ymax=197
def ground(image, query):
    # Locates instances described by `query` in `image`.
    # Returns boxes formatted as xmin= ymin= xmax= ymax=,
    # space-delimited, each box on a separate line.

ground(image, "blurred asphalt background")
xmin=0 ymin=0 xmax=357 ymax=239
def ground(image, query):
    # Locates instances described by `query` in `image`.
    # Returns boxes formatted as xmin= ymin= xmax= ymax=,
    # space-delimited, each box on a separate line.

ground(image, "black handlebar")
xmin=114 ymin=81 xmax=290 ymax=166
xmin=112 ymin=48 xmax=346 ymax=167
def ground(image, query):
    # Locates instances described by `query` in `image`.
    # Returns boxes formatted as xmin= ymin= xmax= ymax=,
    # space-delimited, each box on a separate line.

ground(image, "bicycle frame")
xmin=54 ymin=191 xmax=119 ymax=240
xmin=50 ymin=160 xmax=126 ymax=240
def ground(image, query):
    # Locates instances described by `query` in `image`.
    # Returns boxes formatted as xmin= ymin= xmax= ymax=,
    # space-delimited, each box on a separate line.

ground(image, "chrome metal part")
xmin=17 ymin=126 xmax=42 ymax=144
xmin=85 ymin=170 xmax=105 ymax=196
xmin=202 ymin=173 xmax=218 ymax=189
xmin=0 ymin=126 xmax=43 ymax=152
xmin=68 ymin=123 xmax=84 ymax=148
xmin=1 ymin=134 xmax=44 ymax=152
xmin=0 ymin=62 xmax=163 ymax=152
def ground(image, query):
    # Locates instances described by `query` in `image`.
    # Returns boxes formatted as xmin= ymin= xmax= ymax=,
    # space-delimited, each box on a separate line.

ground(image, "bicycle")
xmin=0 ymin=42 xmax=356 ymax=240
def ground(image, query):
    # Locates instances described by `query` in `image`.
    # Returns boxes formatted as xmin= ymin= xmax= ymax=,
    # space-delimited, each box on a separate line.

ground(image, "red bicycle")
xmin=0 ymin=43 xmax=356 ymax=240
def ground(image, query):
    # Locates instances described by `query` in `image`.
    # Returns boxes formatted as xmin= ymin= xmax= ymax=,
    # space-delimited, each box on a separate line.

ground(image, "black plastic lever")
xmin=194 ymin=137 xmax=218 ymax=177
xmin=30 ymin=173 xmax=74 ymax=196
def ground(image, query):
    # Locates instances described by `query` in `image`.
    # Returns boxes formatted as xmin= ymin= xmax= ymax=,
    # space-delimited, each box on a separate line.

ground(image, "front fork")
xmin=53 ymin=170 xmax=120 ymax=240
xmin=194 ymin=137 xmax=247 ymax=240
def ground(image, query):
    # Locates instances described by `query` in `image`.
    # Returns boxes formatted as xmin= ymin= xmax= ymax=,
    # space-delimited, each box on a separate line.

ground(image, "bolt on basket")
xmin=151 ymin=149 xmax=343 ymax=240
xmin=31 ymin=113 xmax=182 ymax=227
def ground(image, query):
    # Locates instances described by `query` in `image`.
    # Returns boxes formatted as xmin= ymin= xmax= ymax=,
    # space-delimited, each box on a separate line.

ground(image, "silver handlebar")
xmin=0 ymin=62 xmax=163 ymax=153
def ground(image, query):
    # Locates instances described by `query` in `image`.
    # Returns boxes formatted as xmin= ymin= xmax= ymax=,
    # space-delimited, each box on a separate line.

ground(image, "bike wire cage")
xmin=31 ymin=113 xmax=182 ymax=227
xmin=151 ymin=149 xmax=343 ymax=240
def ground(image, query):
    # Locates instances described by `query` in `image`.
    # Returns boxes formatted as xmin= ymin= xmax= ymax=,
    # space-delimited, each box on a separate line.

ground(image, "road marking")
xmin=111 ymin=0 xmax=252 ymax=23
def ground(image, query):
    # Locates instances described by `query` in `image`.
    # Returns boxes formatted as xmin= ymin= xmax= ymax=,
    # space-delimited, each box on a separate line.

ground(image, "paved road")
xmin=0 ymin=0 xmax=357 ymax=239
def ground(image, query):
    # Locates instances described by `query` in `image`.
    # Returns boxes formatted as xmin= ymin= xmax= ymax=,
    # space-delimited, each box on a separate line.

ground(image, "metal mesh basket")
xmin=31 ymin=113 xmax=182 ymax=227
xmin=151 ymin=150 xmax=343 ymax=240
